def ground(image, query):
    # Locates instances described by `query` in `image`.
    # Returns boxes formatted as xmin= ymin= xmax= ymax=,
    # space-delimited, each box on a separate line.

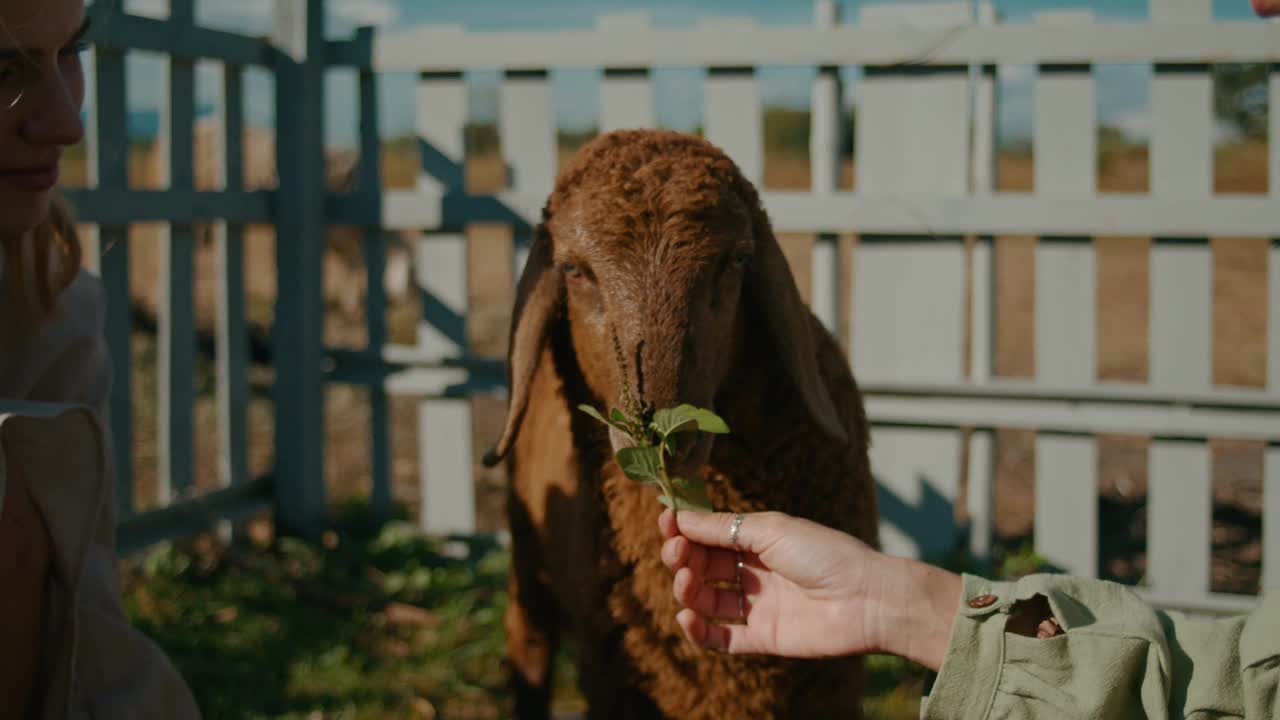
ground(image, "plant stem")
xmin=654 ymin=436 xmax=676 ymax=510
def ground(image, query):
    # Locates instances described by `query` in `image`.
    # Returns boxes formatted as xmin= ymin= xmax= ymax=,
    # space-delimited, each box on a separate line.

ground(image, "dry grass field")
xmin=59 ymin=128 xmax=1271 ymax=593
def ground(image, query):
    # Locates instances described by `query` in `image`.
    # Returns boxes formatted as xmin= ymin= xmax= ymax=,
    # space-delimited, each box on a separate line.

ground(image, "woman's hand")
xmin=659 ymin=509 xmax=963 ymax=672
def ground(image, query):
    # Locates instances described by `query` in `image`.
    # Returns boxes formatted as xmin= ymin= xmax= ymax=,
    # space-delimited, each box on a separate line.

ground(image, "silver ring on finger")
xmin=728 ymin=513 xmax=744 ymax=548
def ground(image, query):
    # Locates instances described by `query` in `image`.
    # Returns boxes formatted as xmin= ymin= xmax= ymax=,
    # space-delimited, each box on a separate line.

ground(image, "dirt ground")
xmin=64 ymin=135 xmax=1271 ymax=595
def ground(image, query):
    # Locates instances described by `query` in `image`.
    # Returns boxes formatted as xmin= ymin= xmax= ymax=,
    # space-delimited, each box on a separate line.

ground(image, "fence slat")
xmin=1150 ymin=0 xmax=1209 ymax=23
xmin=499 ymin=71 xmax=557 ymax=197
xmin=971 ymin=239 xmax=993 ymax=382
xmin=871 ymin=429 xmax=963 ymax=561
xmin=856 ymin=4 xmax=976 ymax=565
xmin=158 ymin=9 xmax=197 ymax=503
xmin=415 ymin=69 xmax=475 ymax=533
xmin=215 ymin=63 xmax=248 ymax=509
xmin=1266 ymin=446 xmax=1279 ymax=590
xmin=1035 ymin=243 xmax=1096 ymax=385
xmin=100 ymin=229 xmax=133 ymax=517
xmin=704 ymin=56 xmax=762 ymax=185
xmin=415 ymin=234 xmax=471 ymax=534
xmin=812 ymin=237 xmax=839 ymax=336
xmin=419 ymin=399 xmax=474 ymax=534
xmin=1035 ymin=435 xmax=1098 ymax=577
xmin=1151 ymin=245 xmax=1212 ymax=392
xmin=499 ymin=69 xmax=556 ymax=276
xmin=1149 ymin=1 xmax=1212 ymax=397
xmin=271 ymin=0 xmax=328 ymax=539
xmin=87 ymin=5 xmax=273 ymax=66
xmin=80 ymin=51 xmax=102 ymax=276
xmin=415 ymin=237 xmax=468 ymax=360
xmin=1033 ymin=11 xmax=1096 ymax=389
xmin=1033 ymin=12 xmax=1096 ymax=195
xmin=809 ymin=1 xmax=842 ymax=336
xmin=601 ymin=69 xmax=654 ymax=134
xmin=599 ymin=14 xmax=654 ymax=133
xmin=858 ymin=4 xmax=972 ymax=196
xmin=1148 ymin=440 xmax=1212 ymax=599
xmin=209 ymin=50 xmax=241 ymax=556
xmin=1271 ymin=241 xmax=1280 ymax=394
xmin=854 ymin=244 xmax=967 ymax=383
xmin=1270 ymin=65 xmax=1279 ymax=395
xmin=969 ymin=4 xmax=998 ymax=385
xmin=416 ymin=70 xmax=467 ymax=197
xmin=355 ymin=27 xmax=391 ymax=523
xmin=89 ymin=30 xmax=134 ymax=520
xmin=372 ymin=190 xmax=1280 ymax=239
xmin=854 ymin=2 xmax=973 ymax=384
xmin=1151 ymin=71 xmax=1212 ymax=199
xmin=967 ymin=428 xmax=993 ymax=562
xmin=371 ymin=23 xmax=1280 ymax=73
xmin=810 ymin=1 xmax=842 ymax=196
xmin=970 ymin=4 xmax=999 ymax=197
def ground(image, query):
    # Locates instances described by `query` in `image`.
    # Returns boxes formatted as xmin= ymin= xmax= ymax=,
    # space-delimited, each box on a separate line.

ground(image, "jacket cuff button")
xmin=967 ymin=593 xmax=998 ymax=609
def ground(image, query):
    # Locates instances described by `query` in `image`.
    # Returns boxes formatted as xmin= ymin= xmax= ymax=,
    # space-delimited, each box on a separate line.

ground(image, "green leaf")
xmin=616 ymin=446 xmax=662 ymax=484
xmin=578 ymin=404 xmax=611 ymax=427
xmin=657 ymin=476 xmax=715 ymax=513
xmin=581 ymin=404 xmax=642 ymax=439
xmin=652 ymin=404 xmax=730 ymax=437
xmin=662 ymin=432 xmax=685 ymax=458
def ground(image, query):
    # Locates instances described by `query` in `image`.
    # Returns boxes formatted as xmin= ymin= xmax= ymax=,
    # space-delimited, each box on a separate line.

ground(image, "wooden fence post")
xmin=89 ymin=0 xmax=135 ymax=522
xmin=702 ymin=20 xmax=762 ymax=187
xmin=1269 ymin=66 xmax=1279 ymax=397
xmin=965 ymin=2 xmax=998 ymax=568
xmin=598 ymin=14 xmax=655 ymax=132
xmin=1031 ymin=9 xmax=1099 ymax=579
xmin=1268 ymin=63 xmax=1278 ymax=592
xmin=810 ymin=0 xmax=843 ymax=339
xmin=271 ymin=0 xmax=328 ymax=539
xmin=351 ymin=27 xmax=392 ymax=524
xmin=1146 ymin=0 xmax=1214 ymax=605
xmin=417 ymin=69 xmax=475 ymax=534
xmin=214 ymin=60 xmax=250 ymax=543
xmin=158 ymin=0 xmax=197 ymax=506
xmin=854 ymin=2 xmax=974 ymax=561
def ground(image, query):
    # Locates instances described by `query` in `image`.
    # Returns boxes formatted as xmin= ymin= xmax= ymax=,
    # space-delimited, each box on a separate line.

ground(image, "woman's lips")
xmin=0 ymin=165 xmax=60 ymax=192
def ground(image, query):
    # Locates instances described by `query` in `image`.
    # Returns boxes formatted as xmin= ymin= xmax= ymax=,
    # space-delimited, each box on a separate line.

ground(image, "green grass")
xmin=123 ymin=502 xmax=1054 ymax=719
xmin=122 ymin=502 xmax=548 ymax=719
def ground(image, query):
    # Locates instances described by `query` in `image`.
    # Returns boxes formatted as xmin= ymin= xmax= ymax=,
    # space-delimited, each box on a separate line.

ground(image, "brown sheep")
xmin=483 ymin=129 xmax=880 ymax=719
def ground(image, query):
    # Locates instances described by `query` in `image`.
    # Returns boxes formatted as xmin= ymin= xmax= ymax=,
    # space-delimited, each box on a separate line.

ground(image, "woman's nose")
xmin=21 ymin=65 xmax=84 ymax=148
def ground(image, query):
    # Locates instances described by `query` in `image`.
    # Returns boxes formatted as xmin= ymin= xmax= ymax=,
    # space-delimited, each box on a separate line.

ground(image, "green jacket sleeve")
xmin=919 ymin=573 xmax=1279 ymax=720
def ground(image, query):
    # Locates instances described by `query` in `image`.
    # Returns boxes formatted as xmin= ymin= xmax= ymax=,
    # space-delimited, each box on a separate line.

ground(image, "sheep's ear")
xmin=483 ymin=223 xmax=562 ymax=467
xmin=747 ymin=220 xmax=848 ymax=444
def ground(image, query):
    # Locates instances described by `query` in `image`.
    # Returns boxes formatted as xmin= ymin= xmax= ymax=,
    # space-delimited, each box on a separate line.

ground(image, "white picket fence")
xmin=68 ymin=0 xmax=1278 ymax=616
xmin=344 ymin=0 xmax=1280 ymax=615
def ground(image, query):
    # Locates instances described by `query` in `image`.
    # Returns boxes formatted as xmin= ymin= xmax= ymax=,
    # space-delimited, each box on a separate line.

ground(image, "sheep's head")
xmin=485 ymin=130 xmax=846 ymax=478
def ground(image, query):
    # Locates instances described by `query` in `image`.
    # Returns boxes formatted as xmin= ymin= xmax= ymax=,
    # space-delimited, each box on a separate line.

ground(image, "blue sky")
xmin=112 ymin=0 xmax=1268 ymax=148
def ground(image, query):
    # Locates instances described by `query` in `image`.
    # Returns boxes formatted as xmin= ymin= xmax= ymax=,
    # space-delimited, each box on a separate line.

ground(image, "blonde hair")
xmin=3 ymin=193 xmax=83 ymax=324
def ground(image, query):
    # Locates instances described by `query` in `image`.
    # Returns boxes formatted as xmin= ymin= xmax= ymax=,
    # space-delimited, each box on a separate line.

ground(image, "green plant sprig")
xmin=578 ymin=402 xmax=729 ymax=513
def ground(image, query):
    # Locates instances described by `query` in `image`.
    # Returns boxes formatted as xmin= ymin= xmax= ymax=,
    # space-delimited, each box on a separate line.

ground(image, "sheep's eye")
xmin=560 ymin=262 xmax=585 ymax=279
xmin=729 ymin=253 xmax=752 ymax=271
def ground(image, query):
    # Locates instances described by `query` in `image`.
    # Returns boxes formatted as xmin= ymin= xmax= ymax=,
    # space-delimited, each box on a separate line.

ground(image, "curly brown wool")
xmin=486 ymin=129 xmax=880 ymax=719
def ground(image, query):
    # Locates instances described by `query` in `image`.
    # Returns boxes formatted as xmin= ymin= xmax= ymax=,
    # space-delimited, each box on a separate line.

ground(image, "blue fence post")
xmin=87 ymin=0 xmax=135 ymax=523
xmin=353 ymin=27 xmax=393 ymax=524
xmin=271 ymin=0 xmax=328 ymax=539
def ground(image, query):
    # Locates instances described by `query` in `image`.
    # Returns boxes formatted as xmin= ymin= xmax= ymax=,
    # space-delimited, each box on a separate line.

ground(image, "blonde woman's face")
xmin=0 ymin=0 xmax=86 ymax=238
